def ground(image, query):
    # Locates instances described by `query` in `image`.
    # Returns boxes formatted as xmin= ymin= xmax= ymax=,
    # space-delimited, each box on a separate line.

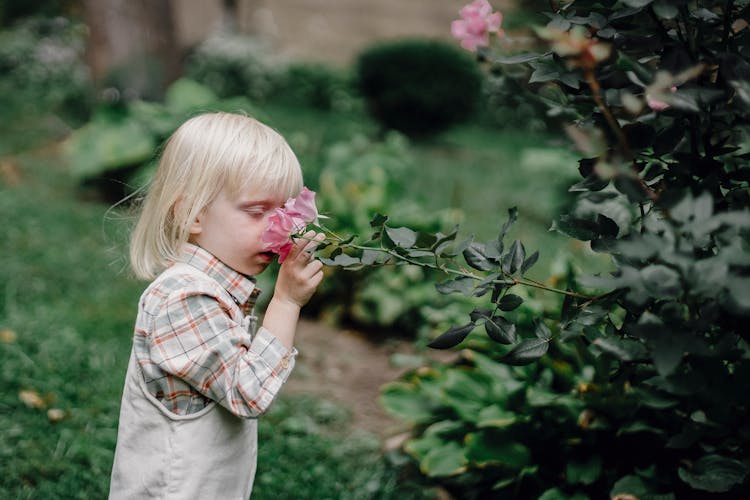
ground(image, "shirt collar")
xmin=178 ymin=243 xmax=261 ymax=308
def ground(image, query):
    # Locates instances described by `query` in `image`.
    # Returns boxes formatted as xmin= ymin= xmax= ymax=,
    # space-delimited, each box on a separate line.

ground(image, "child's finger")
xmin=286 ymin=231 xmax=316 ymax=261
xmin=287 ymin=231 xmax=325 ymax=262
xmin=300 ymin=259 xmax=324 ymax=279
xmin=302 ymin=233 xmax=326 ymax=254
xmin=293 ymin=232 xmax=324 ymax=262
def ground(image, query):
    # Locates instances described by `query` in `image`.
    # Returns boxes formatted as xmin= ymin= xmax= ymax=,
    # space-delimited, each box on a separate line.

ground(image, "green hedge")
xmin=356 ymin=39 xmax=483 ymax=137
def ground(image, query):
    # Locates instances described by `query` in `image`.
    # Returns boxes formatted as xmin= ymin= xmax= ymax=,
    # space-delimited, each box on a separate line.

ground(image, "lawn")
xmin=0 ymin=97 xmax=592 ymax=497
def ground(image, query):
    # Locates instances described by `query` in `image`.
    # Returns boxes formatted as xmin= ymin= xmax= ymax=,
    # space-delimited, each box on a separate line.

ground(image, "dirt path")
xmin=285 ymin=319 xmax=436 ymax=438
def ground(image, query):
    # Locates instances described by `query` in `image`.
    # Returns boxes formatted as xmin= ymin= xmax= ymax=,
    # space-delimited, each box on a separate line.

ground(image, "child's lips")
xmin=259 ymin=251 xmax=275 ymax=262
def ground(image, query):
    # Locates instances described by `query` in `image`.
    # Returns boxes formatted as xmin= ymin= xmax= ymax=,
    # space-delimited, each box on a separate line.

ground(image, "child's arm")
xmin=262 ymin=231 xmax=325 ymax=350
xmin=144 ymin=232 xmax=325 ymax=418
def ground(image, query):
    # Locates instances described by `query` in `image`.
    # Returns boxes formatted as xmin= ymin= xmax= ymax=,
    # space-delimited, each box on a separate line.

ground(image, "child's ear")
xmin=174 ymin=197 xmax=202 ymax=235
xmin=188 ymin=215 xmax=202 ymax=236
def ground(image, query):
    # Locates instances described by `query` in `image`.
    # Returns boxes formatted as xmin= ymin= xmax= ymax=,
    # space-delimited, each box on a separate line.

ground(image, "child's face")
xmin=189 ymin=186 xmax=287 ymax=276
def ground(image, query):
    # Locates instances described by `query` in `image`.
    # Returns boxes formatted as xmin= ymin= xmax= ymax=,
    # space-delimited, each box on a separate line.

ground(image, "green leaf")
xmin=435 ymin=276 xmax=475 ymax=296
xmin=631 ymin=387 xmax=678 ymax=410
xmin=727 ymin=277 xmax=750 ymax=313
xmin=594 ymin=336 xmax=647 ymax=361
xmin=485 ymin=316 xmax=517 ymax=345
xmin=320 ymin=254 xmax=362 ymax=268
xmin=614 ymin=176 xmax=648 ymax=203
xmin=691 ymin=8 xmax=720 ymax=22
xmin=448 ymin=235 xmax=474 ymax=257
xmin=529 ymin=63 xmax=561 ymax=84
xmin=678 ymin=455 xmax=748 ymax=493
xmin=469 ymin=307 xmax=493 ymax=323
xmin=622 ymin=0 xmax=654 ymax=7
xmin=649 ymin=331 xmax=684 ymax=376
xmin=65 ymin=117 xmax=156 ymax=178
xmin=501 ymin=338 xmax=550 ymax=365
xmin=521 ymin=250 xmax=539 ymax=274
xmin=503 ymin=240 xmax=525 ymax=274
xmin=483 ymin=238 xmax=503 ymax=259
xmin=369 ymin=213 xmax=388 ymax=227
xmin=611 ymin=475 xmax=649 ymax=498
xmin=380 ymin=382 xmax=435 ymax=423
xmin=360 ymin=249 xmax=384 ymax=265
xmin=477 ymin=405 xmax=517 ymax=428
xmin=428 ymin=323 xmax=475 ymax=349
xmin=499 ymin=207 xmax=518 ymax=242
xmin=552 ymin=215 xmax=600 ymax=241
xmin=616 ymin=53 xmax=653 ymax=84
xmin=418 ymin=441 xmax=468 ymax=477
xmin=423 ymin=420 xmax=467 ymax=437
xmin=566 ymin=456 xmax=602 ymax=485
xmin=440 ymin=370 xmax=491 ymax=422
xmin=641 ymin=264 xmax=682 ymax=299
xmin=463 ymin=243 xmax=495 ymax=271
xmin=384 ymin=226 xmax=418 ymax=248
xmin=540 ymin=489 xmax=589 ymax=500
xmin=431 ymin=226 xmax=459 ymax=254
xmin=653 ymin=0 xmax=678 ymax=19
xmin=465 ymin=432 xmax=530 ymax=469
xmin=534 ymin=319 xmax=552 ymax=340
xmin=618 ymin=420 xmax=665 ymax=436
xmin=493 ymin=52 xmax=544 ymax=64
xmin=497 ymin=294 xmax=523 ymax=311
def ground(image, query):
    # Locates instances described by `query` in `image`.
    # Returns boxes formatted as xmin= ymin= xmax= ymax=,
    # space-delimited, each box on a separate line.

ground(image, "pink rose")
xmin=451 ymin=0 xmax=503 ymax=52
xmin=262 ymin=209 xmax=296 ymax=262
xmin=261 ymin=187 xmax=320 ymax=262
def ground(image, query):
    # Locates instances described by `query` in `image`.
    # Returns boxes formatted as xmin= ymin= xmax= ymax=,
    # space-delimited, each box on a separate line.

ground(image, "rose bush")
xmin=314 ymin=1 xmax=750 ymax=498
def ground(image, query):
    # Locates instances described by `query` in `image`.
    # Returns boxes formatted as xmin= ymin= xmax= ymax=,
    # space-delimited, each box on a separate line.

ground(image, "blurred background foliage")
xmin=1 ymin=0 xmax=611 ymax=498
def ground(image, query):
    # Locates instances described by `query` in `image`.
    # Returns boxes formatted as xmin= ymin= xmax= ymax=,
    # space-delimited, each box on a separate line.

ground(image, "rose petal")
xmin=285 ymin=186 xmax=318 ymax=222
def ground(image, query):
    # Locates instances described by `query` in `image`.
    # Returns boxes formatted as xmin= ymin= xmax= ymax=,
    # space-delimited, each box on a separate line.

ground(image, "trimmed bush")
xmin=275 ymin=63 xmax=354 ymax=111
xmin=355 ymin=38 xmax=482 ymax=137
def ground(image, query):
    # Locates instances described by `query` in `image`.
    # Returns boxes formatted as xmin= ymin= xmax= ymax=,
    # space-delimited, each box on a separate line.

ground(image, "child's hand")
xmin=274 ymin=231 xmax=325 ymax=308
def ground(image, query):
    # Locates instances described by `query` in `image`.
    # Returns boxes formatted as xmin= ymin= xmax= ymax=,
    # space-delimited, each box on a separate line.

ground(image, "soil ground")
xmin=286 ymin=320 xmax=452 ymax=438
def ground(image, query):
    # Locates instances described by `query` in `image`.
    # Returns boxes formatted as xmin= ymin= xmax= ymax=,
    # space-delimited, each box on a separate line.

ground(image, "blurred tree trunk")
xmin=221 ymin=0 xmax=238 ymax=33
xmin=83 ymin=0 xmax=180 ymax=100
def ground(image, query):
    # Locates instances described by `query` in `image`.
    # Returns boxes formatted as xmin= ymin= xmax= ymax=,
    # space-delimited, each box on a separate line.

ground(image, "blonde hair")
xmin=129 ymin=112 xmax=303 ymax=279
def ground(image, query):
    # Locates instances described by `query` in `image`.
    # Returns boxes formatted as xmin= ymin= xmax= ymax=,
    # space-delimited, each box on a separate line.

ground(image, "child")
xmin=109 ymin=112 xmax=324 ymax=499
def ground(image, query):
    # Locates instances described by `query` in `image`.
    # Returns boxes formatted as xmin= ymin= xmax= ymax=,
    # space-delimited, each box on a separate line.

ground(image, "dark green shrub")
xmin=355 ymin=38 xmax=483 ymax=136
xmin=275 ymin=62 xmax=355 ymax=111
xmin=0 ymin=0 xmax=77 ymax=26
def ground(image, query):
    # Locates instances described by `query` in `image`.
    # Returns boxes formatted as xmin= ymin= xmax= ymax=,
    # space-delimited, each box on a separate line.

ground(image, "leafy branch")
xmin=307 ymin=208 xmax=602 ymax=357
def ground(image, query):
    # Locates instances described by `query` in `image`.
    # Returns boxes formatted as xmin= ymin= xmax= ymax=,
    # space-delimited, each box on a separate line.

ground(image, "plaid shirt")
xmin=132 ymin=243 xmax=296 ymax=417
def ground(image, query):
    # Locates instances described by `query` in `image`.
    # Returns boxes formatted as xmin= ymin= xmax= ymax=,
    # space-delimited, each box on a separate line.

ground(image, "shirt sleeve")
xmin=149 ymin=285 xmax=296 ymax=418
